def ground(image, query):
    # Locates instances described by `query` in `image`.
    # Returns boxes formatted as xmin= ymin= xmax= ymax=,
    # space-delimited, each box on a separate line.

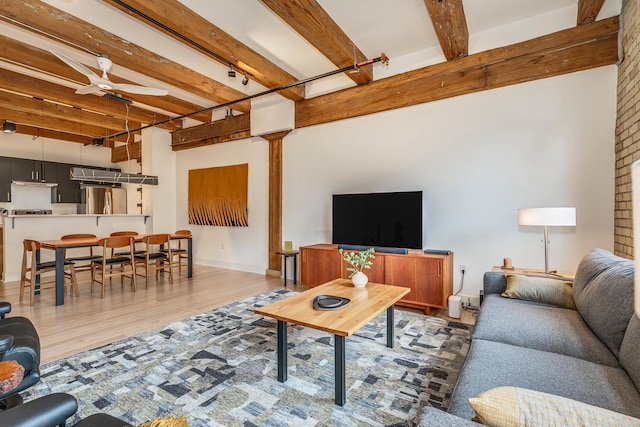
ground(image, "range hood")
xmin=12 ymin=180 xmax=58 ymax=187
xmin=70 ymin=167 xmax=158 ymax=186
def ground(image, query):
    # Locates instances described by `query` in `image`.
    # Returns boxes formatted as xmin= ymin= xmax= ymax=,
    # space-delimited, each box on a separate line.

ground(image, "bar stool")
xmin=20 ymin=239 xmax=78 ymax=305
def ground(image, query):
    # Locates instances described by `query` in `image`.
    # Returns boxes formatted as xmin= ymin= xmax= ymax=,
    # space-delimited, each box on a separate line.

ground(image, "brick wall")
xmin=615 ymin=0 xmax=640 ymax=259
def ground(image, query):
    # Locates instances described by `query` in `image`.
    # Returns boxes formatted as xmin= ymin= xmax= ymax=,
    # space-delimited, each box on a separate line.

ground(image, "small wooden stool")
xmin=0 ymin=360 xmax=24 ymax=395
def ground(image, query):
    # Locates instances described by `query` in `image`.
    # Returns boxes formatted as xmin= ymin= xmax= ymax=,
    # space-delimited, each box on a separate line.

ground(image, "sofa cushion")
xmin=418 ymin=407 xmax=480 ymax=426
xmin=472 ymin=294 xmax=618 ymax=366
xmin=448 ymin=339 xmax=640 ymax=420
xmin=469 ymin=386 xmax=640 ymax=427
xmin=620 ymin=314 xmax=640 ymax=392
xmin=502 ymin=274 xmax=575 ymax=308
xmin=572 ymin=248 xmax=634 ymax=357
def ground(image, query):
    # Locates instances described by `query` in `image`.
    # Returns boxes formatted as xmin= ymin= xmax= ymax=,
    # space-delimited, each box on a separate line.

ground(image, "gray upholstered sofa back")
xmin=572 ymin=248 xmax=635 ymax=357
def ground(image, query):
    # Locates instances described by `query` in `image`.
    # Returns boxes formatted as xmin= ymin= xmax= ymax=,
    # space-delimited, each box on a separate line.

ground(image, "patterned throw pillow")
xmin=501 ymin=274 xmax=575 ymax=308
xmin=469 ymin=386 xmax=640 ymax=427
xmin=139 ymin=416 xmax=188 ymax=427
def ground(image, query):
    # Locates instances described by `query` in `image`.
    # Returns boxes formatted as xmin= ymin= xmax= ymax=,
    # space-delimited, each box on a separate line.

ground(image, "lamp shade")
xmin=518 ymin=207 xmax=576 ymax=227
xmin=632 ymin=161 xmax=640 ymax=317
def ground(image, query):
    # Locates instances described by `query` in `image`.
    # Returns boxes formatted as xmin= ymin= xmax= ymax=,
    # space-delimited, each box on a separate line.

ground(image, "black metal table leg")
xmin=55 ymin=247 xmax=65 ymax=306
xmin=293 ymin=253 xmax=297 ymax=284
xmin=187 ymin=237 xmax=193 ymax=278
xmin=387 ymin=305 xmax=394 ymax=348
xmin=282 ymin=255 xmax=287 ymax=287
xmin=335 ymin=334 xmax=346 ymax=406
xmin=277 ymin=320 xmax=288 ymax=382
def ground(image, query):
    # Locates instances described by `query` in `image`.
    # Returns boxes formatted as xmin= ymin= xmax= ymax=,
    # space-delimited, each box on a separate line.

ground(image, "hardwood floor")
xmin=0 ymin=265 xmax=474 ymax=364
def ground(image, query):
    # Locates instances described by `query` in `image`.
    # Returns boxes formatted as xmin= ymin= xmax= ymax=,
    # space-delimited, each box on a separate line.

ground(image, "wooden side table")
xmin=276 ymin=250 xmax=299 ymax=287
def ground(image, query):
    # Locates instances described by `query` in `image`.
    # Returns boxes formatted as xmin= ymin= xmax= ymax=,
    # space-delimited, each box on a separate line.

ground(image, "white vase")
xmin=351 ymin=271 xmax=368 ymax=288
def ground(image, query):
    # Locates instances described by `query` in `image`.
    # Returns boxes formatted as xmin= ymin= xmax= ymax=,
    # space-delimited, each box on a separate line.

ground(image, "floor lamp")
xmin=518 ymin=207 xmax=576 ymax=274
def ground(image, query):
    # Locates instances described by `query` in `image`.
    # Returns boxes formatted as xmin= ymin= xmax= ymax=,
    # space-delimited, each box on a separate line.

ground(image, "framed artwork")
xmin=188 ymin=163 xmax=248 ymax=226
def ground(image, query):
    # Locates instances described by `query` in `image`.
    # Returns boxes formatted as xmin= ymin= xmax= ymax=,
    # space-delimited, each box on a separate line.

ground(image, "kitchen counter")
xmin=1 ymin=214 xmax=153 ymax=282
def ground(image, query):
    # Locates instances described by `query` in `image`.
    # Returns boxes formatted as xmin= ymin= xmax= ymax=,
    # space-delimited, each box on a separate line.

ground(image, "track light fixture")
xmin=228 ymin=64 xmax=236 ymax=78
xmin=2 ymin=120 xmax=16 ymax=133
xmin=242 ymin=73 xmax=249 ymax=86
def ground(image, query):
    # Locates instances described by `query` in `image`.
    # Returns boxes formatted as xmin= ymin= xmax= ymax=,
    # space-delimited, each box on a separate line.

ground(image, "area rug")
xmin=25 ymin=289 xmax=473 ymax=426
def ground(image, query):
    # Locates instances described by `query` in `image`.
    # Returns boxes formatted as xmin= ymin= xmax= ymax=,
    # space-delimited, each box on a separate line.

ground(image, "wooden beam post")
xmin=261 ymin=130 xmax=291 ymax=276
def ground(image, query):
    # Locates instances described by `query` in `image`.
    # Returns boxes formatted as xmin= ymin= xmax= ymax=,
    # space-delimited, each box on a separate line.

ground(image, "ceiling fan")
xmin=51 ymin=50 xmax=169 ymax=96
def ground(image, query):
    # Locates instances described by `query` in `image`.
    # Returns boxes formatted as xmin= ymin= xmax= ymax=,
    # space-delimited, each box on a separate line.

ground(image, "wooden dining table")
xmin=39 ymin=234 xmax=193 ymax=306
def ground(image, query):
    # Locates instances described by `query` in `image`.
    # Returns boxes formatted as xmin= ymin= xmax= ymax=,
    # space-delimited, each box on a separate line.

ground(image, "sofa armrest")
xmin=0 ymin=335 xmax=13 ymax=355
xmin=1 ymin=393 xmax=78 ymax=427
xmin=483 ymin=272 xmax=507 ymax=295
xmin=418 ymin=407 xmax=480 ymax=426
xmin=0 ymin=302 xmax=11 ymax=319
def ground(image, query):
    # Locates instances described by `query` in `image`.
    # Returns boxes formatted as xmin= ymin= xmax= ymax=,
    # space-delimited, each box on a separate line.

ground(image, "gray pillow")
xmin=572 ymin=248 xmax=634 ymax=357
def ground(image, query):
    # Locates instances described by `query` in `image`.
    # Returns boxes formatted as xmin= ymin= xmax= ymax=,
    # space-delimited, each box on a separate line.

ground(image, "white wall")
xmin=175 ymin=138 xmax=269 ymax=274
xmin=283 ymin=66 xmax=617 ymax=299
xmin=172 ymin=65 xmax=616 ymax=300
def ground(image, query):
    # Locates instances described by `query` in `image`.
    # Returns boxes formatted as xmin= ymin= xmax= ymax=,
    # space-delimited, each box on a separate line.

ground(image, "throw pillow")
xmin=139 ymin=416 xmax=188 ymax=427
xmin=501 ymin=274 xmax=575 ymax=308
xmin=469 ymin=386 xmax=640 ymax=427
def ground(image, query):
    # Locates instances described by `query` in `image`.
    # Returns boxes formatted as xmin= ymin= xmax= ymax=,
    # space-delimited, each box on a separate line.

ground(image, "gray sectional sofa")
xmin=420 ymin=248 xmax=640 ymax=426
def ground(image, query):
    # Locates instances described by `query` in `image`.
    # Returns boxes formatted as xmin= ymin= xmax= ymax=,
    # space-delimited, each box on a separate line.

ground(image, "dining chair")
xmin=161 ymin=230 xmax=191 ymax=273
xmin=110 ymin=231 xmax=144 ymax=255
xmin=90 ymin=236 xmax=136 ymax=298
xmin=20 ymin=239 xmax=78 ymax=305
xmin=134 ymin=234 xmax=173 ymax=288
xmin=61 ymin=234 xmax=102 ymax=274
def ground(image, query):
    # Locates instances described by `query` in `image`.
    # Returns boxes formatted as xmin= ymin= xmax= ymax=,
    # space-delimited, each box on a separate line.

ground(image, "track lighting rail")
xmin=105 ymin=54 xmax=389 ymax=141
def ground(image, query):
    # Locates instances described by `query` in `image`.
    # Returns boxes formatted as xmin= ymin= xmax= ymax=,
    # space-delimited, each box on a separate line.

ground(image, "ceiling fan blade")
xmin=110 ymin=83 xmax=169 ymax=96
xmin=75 ymin=84 xmax=103 ymax=95
xmin=51 ymin=50 xmax=99 ymax=79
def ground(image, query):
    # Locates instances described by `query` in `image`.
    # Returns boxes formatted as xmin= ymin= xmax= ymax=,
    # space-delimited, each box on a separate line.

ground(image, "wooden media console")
xmin=300 ymin=244 xmax=453 ymax=314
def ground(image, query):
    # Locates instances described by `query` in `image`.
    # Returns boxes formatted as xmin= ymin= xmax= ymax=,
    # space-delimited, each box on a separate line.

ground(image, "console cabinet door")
xmin=384 ymin=256 xmax=418 ymax=300
xmin=415 ymin=257 xmax=445 ymax=307
xmin=300 ymin=247 xmax=341 ymax=287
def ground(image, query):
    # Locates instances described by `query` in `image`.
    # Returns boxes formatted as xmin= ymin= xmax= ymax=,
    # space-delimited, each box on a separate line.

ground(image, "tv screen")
xmin=332 ymin=191 xmax=423 ymax=249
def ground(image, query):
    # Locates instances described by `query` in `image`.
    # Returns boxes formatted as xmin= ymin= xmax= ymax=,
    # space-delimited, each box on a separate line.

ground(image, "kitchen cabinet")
xmin=300 ymin=244 xmax=453 ymax=314
xmin=0 ymin=157 xmax=11 ymax=202
xmin=11 ymin=159 xmax=56 ymax=183
xmin=53 ymin=163 xmax=81 ymax=203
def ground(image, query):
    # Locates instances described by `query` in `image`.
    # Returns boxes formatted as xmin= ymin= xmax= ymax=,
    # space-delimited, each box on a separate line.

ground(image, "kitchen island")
xmin=1 ymin=214 xmax=152 ymax=282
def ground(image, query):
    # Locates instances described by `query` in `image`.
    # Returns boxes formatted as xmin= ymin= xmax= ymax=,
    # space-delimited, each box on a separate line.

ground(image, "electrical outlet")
xmin=460 ymin=264 xmax=466 ymax=273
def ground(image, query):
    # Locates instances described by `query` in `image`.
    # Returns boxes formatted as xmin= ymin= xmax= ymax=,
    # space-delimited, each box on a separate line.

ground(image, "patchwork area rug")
xmin=25 ymin=290 xmax=473 ymax=426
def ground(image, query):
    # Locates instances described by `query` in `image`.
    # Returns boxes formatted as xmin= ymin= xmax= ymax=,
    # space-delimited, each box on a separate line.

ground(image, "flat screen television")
xmin=332 ymin=191 xmax=423 ymax=249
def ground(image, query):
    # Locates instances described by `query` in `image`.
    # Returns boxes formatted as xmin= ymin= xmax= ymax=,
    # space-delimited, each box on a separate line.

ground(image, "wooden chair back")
xmin=98 ymin=236 xmax=135 ymax=251
xmin=110 ymin=231 xmax=138 ymax=237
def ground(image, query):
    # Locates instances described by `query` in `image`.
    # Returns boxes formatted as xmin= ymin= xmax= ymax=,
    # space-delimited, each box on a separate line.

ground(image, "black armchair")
xmin=0 ymin=302 xmax=41 ymax=407
xmin=1 ymin=392 xmax=133 ymax=427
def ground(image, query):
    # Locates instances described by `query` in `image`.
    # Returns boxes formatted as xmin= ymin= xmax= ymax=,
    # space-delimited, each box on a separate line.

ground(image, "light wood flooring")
xmin=0 ymin=265 xmax=474 ymax=364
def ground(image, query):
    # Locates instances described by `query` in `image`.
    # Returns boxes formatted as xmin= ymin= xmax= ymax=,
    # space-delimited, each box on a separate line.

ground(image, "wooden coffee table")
xmin=254 ymin=278 xmax=410 ymax=406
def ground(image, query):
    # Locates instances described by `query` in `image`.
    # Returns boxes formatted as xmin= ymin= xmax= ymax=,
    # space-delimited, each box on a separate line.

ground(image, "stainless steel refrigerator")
xmin=78 ymin=185 xmax=127 ymax=214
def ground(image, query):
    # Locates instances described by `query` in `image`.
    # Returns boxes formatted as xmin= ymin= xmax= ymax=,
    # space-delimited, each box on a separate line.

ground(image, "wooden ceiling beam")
xmin=260 ymin=0 xmax=373 ymax=85
xmin=12 ymin=124 xmax=93 ymax=145
xmin=171 ymin=114 xmax=251 ymax=151
xmin=296 ymin=16 xmax=619 ymax=128
xmin=0 ymin=106 xmax=135 ymax=141
xmin=0 ymin=35 xmax=211 ymax=123
xmin=111 ymin=141 xmax=141 ymax=163
xmin=0 ymin=69 xmax=181 ymax=132
xmin=0 ymin=91 xmax=141 ymax=133
xmin=101 ymin=0 xmax=305 ymax=102
xmin=424 ymin=0 xmax=469 ymax=60
xmin=2 ymin=0 xmax=250 ymax=112
xmin=577 ymin=0 xmax=606 ymax=25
